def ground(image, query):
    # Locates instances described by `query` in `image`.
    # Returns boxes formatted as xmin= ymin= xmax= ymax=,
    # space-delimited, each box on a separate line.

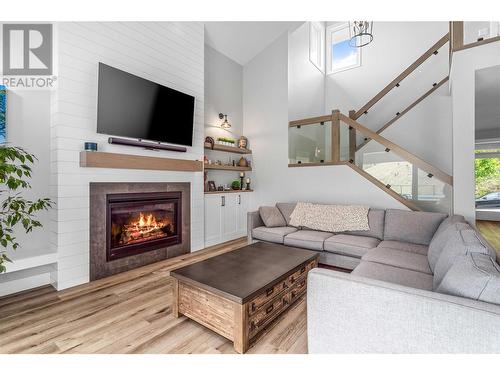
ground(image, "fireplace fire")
xmin=106 ymin=192 xmax=182 ymax=261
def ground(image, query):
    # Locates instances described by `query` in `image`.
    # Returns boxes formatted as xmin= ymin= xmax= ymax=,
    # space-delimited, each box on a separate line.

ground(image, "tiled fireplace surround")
xmin=89 ymin=182 xmax=191 ymax=280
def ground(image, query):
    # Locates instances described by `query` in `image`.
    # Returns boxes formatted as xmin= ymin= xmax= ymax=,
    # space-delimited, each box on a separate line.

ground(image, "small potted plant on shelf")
xmin=231 ymin=180 xmax=241 ymax=190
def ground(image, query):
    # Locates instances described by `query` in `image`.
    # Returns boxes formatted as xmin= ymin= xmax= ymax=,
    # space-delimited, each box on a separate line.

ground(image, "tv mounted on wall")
xmin=97 ymin=63 xmax=195 ymax=148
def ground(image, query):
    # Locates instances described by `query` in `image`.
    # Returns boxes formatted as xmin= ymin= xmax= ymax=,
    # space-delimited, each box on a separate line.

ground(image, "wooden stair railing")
xmin=352 ymin=33 xmax=450 ymax=120
xmin=356 ymin=76 xmax=450 ymax=151
xmin=339 ymin=113 xmax=453 ymax=186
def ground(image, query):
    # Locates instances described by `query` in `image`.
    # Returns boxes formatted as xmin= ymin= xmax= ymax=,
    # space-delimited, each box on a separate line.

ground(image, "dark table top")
xmin=170 ymin=242 xmax=319 ymax=303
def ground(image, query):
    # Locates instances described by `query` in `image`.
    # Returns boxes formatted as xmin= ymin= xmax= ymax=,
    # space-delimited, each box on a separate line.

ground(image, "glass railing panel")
xmin=413 ymin=168 xmax=453 ymax=214
xmin=288 ymin=121 xmax=332 ymax=164
xmin=348 ymin=122 xmax=452 ymax=214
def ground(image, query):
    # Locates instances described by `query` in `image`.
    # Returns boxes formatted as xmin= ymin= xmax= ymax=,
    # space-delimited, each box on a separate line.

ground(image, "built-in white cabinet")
xmin=204 ymin=193 xmax=251 ymax=247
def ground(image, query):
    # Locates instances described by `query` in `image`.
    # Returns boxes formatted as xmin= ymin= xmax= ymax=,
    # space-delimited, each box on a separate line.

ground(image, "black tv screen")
xmin=97 ymin=63 xmax=195 ymax=146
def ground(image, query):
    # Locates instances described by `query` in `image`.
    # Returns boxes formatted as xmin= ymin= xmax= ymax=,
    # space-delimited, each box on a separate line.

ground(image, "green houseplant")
xmin=231 ymin=180 xmax=241 ymax=190
xmin=0 ymin=146 xmax=53 ymax=273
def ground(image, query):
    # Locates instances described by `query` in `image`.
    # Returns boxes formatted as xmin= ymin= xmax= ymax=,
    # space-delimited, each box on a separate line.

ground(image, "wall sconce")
xmin=219 ymin=113 xmax=231 ymax=129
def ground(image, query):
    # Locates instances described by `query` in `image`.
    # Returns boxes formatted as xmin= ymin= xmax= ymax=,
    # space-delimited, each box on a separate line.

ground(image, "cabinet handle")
xmin=266 ymin=305 xmax=274 ymax=314
xmin=266 ymin=286 xmax=274 ymax=296
xmin=221 ymin=196 xmax=225 ymax=206
xmin=238 ymin=194 xmax=241 ymax=204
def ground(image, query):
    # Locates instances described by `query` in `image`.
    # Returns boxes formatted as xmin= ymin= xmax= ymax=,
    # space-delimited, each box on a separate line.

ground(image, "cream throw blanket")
xmin=289 ymin=202 xmax=370 ymax=232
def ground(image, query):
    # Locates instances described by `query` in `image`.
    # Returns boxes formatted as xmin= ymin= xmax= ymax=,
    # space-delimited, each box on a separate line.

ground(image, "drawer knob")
xmin=300 ymin=266 xmax=306 ymax=273
xmin=251 ymin=302 xmax=256 ymax=312
xmin=266 ymin=304 xmax=274 ymax=314
xmin=266 ymin=287 xmax=274 ymax=296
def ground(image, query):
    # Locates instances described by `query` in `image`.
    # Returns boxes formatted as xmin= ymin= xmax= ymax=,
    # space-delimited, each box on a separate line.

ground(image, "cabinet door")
xmin=237 ymin=193 xmax=250 ymax=236
xmin=204 ymin=194 xmax=224 ymax=247
xmin=222 ymin=194 xmax=240 ymax=241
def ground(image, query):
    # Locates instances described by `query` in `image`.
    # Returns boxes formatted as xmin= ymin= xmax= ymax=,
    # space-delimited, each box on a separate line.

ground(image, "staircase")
xmin=288 ymin=33 xmax=454 ymax=213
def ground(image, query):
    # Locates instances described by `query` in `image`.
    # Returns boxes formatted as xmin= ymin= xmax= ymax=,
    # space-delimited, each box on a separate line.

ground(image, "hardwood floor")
xmin=0 ymin=238 xmax=308 ymax=354
xmin=476 ymin=220 xmax=500 ymax=258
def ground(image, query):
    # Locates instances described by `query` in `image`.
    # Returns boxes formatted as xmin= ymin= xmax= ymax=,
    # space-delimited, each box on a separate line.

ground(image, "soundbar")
xmin=108 ymin=137 xmax=187 ymax=152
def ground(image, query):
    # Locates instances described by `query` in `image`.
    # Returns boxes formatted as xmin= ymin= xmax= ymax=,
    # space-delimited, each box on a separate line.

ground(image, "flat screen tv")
xmin=97 ymin=63 xmax=195 ymax=147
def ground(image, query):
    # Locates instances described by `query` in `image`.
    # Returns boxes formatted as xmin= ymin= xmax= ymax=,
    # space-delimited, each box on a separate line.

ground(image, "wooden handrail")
xmin=352 ymin=33 xmax=450 ymax=120
xmin=339 ymin=113 xmax=453 ymax=186
xmin=289 ymin=115 xmax=331 ymax=127
xmin=356 ymin=76 xmax=449 ymax=151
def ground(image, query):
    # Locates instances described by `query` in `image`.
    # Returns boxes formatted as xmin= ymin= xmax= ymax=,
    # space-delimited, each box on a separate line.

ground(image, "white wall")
xmin=51 ymin=22 xmax=205 ymax=290
xmin=243 ymin=33 xmax=408 ymax=211
xmin=204 ymin=44 xmax=249 ymax=187
xmin=288 ymin=22 xmax=325 ymax=120
xmin=451 ymin=42 xmax=500 ymax=222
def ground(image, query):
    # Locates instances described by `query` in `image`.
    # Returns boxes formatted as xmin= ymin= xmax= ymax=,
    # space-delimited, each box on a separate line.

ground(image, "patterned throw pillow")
xmin=289 ymin=202 xmax=370 ymax=233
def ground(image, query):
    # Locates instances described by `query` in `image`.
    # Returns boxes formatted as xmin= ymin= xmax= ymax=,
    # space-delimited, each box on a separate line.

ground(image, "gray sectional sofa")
xmin=247 ymin=203 xmax=500 ymax=353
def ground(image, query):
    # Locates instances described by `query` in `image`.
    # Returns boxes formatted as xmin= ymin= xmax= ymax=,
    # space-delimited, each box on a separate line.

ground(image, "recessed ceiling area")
xmin=204 ymin=22 xmax=303 ymax=65
xmin=475 ymin=65 xmax=500 ymax=140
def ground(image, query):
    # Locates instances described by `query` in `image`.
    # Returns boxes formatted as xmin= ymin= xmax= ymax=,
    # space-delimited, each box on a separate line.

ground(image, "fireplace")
xmin=106 ymin=192 xmax=182 ymax=261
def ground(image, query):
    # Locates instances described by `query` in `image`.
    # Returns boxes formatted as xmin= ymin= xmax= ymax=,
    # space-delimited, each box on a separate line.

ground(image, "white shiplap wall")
xmin=51 ymin=22 xmax=205 ymax=290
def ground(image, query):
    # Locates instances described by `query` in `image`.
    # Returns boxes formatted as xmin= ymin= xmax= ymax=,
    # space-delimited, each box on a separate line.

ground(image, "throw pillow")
xmin=259 ymin=206 xmax=286 ymax=228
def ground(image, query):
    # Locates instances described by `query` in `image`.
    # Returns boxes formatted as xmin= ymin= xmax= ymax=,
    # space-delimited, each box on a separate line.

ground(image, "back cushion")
xmin=259 ymin=206 xmax=286 ymax=228
xmin=384 ymin=209 xmax=447 ymax=245
xmin=428 ymin=220 xmax=469 ymax=272
xmin=276 ymin=202 xmax=297 ymax=226
xmin=345 ymin=208 xmax=385 ymax=240
xmin=436 ymin=252 xmax=500 ymax=305
xmin=433 ymin=226 xmax=497 ymax=289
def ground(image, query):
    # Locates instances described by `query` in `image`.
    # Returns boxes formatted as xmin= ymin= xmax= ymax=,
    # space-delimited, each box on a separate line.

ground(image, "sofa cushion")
xmin=252 ymin=226 xmax=297 ymax=244
xmin=432 ymin=214 xmax=467 ymax=239
xmin=352 ymin=261 xmax=433 ymax=291
xmin=433 ymin=226 xmax=497 ymax=289
xmin=377 ymin=240 xmax=428 ymax=256
xmin=276 ymin=202 xmax=297 ymax=227
xmin=324 ymin=234 xmax=380 ymax=258
xmin=437 ymin=252 xmax=500 ymax=305
xmin=362 ymin=247 xmax=432 ymax=274
xmin=284 ymin=230 xmax=334 ymax=251
xmin=259 ymin=206 xmax=286 ymax=228
xmin=344 ymin=208 xmax=385 ymax=240
xmin=383 ymin=209 xmax=447 ymax=245
xmin=428 ymin=222 xmax=470 ymax=272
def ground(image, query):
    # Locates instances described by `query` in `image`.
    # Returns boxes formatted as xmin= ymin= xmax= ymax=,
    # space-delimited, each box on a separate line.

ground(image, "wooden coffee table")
xmin=170 ymin=242 xmax=319 ymax=353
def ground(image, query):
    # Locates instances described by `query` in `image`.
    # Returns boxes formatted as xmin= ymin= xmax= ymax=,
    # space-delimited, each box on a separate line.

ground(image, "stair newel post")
xmin=331 ymin=110 xmax=340 ymax=163
xmin=348 ymin=110 xmax=356 ymax=163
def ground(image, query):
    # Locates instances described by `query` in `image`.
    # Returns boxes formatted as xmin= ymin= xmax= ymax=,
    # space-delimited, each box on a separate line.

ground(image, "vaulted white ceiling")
xmin=204 ymin=22 xmax=303 ymax=65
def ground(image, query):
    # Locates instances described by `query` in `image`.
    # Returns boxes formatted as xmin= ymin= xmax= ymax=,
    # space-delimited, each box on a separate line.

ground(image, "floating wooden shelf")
xmin=80 ymin=151 xmax=203 ymax=172
xmin=204 ymin=142 xmax=252 ymax=154
xmin=204 ymin=190 xmax=254 ymax=195
xmin=204 ymin=164 xmax=252 ymax=172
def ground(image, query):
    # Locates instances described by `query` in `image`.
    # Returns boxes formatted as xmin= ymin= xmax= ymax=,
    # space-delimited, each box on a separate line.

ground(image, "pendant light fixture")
xmin=349 ymin=21 xmax=374 ymax=48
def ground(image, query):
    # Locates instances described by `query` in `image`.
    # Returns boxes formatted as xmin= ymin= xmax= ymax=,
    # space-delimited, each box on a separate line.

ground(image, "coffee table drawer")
xmin=248 ymin=279 xmax=289 ymax=315
xmin=289 ymin=275 xmax=307 ymax=304
xmin=288 ymin=259 xmax=316 ymax=285
xmin=249 ymin=292 xmax=290 ymax=339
